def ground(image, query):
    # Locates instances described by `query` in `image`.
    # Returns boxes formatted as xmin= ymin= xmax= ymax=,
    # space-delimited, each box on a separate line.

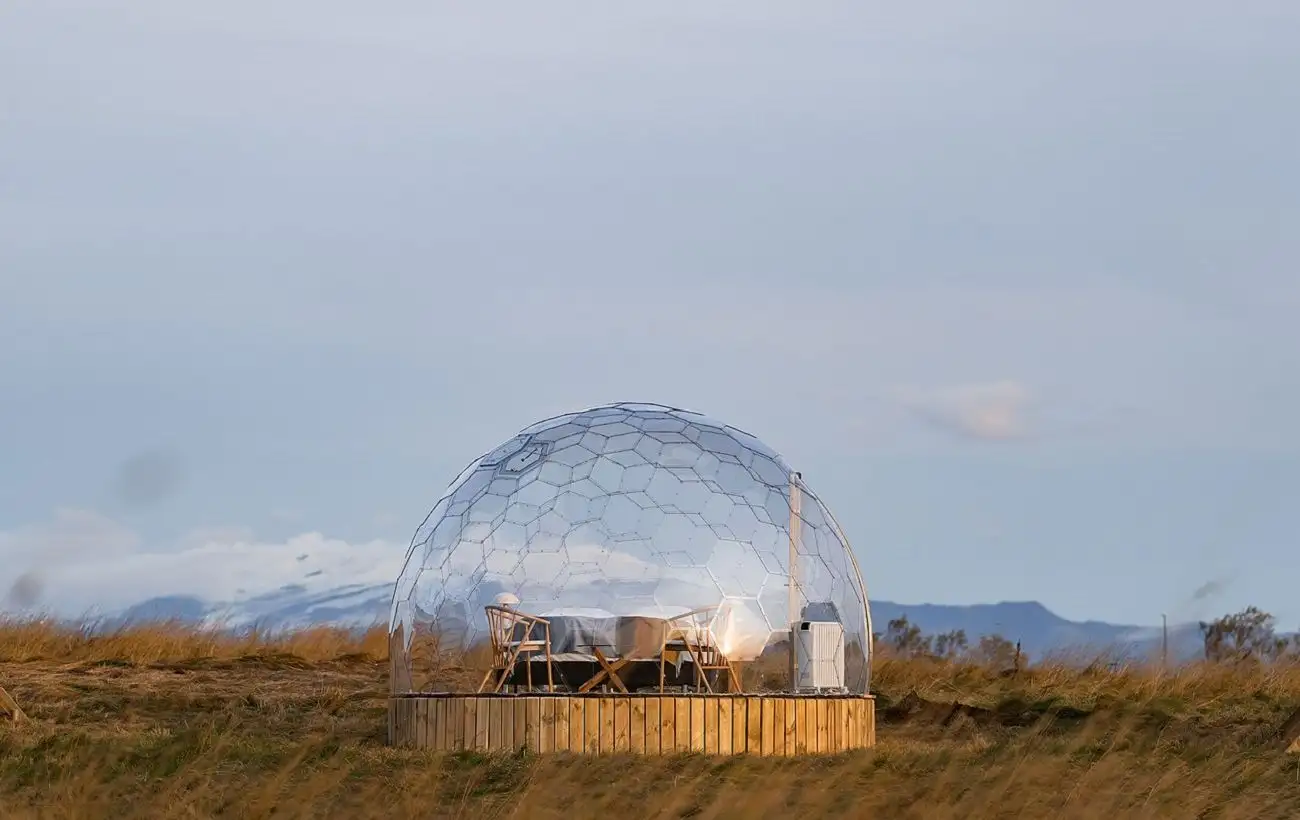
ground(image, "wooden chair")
xmin=658 ymin=605 xmax=740 ymax=693
xmin=478 ymin=605 xmax=555 ymax=693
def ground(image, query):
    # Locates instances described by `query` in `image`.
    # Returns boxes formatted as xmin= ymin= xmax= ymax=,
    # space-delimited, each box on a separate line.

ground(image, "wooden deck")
xmin=388 ymin=692 xmax=875 ymax=755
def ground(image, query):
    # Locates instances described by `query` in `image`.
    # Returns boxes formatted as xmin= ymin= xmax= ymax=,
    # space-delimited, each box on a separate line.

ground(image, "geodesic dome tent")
xmin=390 ymin=402 xmax=872 ymax=695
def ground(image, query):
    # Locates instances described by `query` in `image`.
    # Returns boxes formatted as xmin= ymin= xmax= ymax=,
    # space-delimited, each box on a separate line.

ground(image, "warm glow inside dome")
xmin=390 ymin=402 xmax=872 ymax=693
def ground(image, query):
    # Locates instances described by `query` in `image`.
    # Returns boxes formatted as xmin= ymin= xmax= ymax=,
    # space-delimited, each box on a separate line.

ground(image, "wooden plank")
xmin=498 ymin=699 xmax=514 ymax=753
xmin=422 ymin=699 xmax=434 ymax=751
xmin=474 ymin=698 xmax=490 ymax=751
xmin=846 ymin=699 xmax=857 ymax=751
xmin=440 ymin=699 xmax=451 ymax=751
xmin=630 ymin=697 xmax=647 ymax=755
xmin=717 ymin=698 xmax=732 ymax=755
xmin=451 ymin=699 xmax=464 ymax=752
xmin=642 ymin=696 xmax=660 ymax=753
xmin=760 ymin=699 xmax=775 ymax=756
xmin=782 ymin=697 xmax=796 ymax=757
xmin=731 ymin=697 xmax=747 ymax=754
xmin=703 ymin=696 xmax=718 ymax=755
xmin=849 ymin=699 xmax=859 ymax=749
xmin=394 ymin=700 xmax=405 ymax=748
xmin=805 ymin=699 xmax=816 ymax=754
xmin=406 ymin=699 xmax=415 ymax=748
xmin=790 ymin=701 xmax=800 ymax=758
xmin=816 ymin=699 xmax=830 ymax=754
xmin=446 ymin=698 xmax=463 ymax=751
xmin=553 ymin=697 xmax=571 ymax=753
xmin=614 ymin=698 xmax=631 ymax=753
xmin=583 ymin=697 xmax=602 ymax=754
xmin=657 ymin=697 xmax=675 ymax=754
xmin=569 ymin=697 xmax=585 ymax=754
xmin=770 ymin=699 xmax=785 ymax=757
xmin=527 ymin=698 xmax=543 ymax=754
xmin=462 ymin=698 xmax=478 ymax=753
xmin=600 ymin=698 xmax=616 ymax=753
xmin=745 ymin=697 xmax=762 ymax=756
xmin=488 ymin=698 xmax=503 ymax=753
xmin=397 ymin=699 xmax=407 ymax=748
xmin=404 ymin=699 xmax=414 ymax=748
xmin=866 ymin=698 xmax=876 ymax=748
xmin=837 ymin=699 xmax=848 ymax=753
xmin=536 ymin=698 xmax=553 ymax=754
xmin=483 ymin=699 xmax=496 ymax=752
xmin=674 ymin=697 xmax=691 ymax=753
xmin=689 ymin=698 xmax=705 ymax=753
xmin=513 ymin=698 xmax=528 ymax=754
xmin=517 ymin=698 xmax=530 ymax=754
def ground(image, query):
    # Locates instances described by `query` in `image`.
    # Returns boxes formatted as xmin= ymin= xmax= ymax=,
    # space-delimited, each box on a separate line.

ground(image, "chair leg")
xmin=686 ymin=643 xmax=712 ymax=693
xmin=545 ymin=627 xmax=554 ymax=692
xmin=497 ymin=645 xmax=524 ymax=693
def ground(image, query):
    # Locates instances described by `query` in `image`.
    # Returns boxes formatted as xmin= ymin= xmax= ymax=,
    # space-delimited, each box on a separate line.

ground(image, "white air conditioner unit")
xmin=793 ymin=621 xmax=845 ymax=692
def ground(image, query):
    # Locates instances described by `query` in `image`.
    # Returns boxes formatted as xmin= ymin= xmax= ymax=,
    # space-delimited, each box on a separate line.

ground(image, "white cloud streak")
xmin=891 ymin=381 xmax=1034 ymax=441
xmin=0 ymin=510 xmax=403 ymax=617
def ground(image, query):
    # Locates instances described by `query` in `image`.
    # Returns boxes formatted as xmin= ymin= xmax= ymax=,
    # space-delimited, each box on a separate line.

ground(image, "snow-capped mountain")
xmin=2 ymin=519 xmax=1206 ymax=659
xmin=107 ymin=582 xmax=394 ymax=632
xmin=86 ymin=584 xmax=1205 ymax=661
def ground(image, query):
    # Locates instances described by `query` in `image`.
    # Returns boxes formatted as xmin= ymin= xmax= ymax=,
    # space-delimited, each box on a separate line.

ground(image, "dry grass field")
xmin=3 ymin=620 xmax=1300 ymax=819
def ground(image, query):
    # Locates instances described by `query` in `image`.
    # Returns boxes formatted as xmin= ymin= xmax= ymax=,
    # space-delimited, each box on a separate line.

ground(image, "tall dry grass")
xmin=3 ymin=618 xmax=1300 ymax=819
xmin=0 ymin=618 xmax=390 ymax=665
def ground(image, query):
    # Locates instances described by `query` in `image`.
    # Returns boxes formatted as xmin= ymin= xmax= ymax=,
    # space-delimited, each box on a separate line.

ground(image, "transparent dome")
xmin=390 ymin=403 xmax=872 ymax=694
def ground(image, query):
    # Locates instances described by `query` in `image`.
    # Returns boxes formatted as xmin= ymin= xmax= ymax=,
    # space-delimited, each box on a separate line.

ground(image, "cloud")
xmin=0 ymin=511 xmax=402 ymax=617
xmin=892 ymin=381 xmax=1033 ymax=441
xmin=0 ymin=508 xmax=142 ymax=565
xmin=109 ymin=449 xmax=186 ymax=508
xmin=0 ymin=504 xmax=857 ymax=660
xmin=4 ymin=573 xmax=43 ymax=610
xmin=0 ymin=508 xmax=142 ymax=612
xmin=1192 ymin=578 xmax=1229 ymax=601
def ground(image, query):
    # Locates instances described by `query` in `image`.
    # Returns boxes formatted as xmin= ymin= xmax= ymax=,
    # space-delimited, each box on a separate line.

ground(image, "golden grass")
xmin=4 ymin=619 xmax=1300 ymax=819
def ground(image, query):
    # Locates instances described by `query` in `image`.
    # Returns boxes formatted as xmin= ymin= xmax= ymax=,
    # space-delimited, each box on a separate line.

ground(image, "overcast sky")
xmin=2 ymin=1 xmax=1297 ymax=627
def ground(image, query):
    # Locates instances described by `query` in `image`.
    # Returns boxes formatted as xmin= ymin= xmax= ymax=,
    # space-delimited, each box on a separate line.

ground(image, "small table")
xmin=576 ymin=644 xmax=632 ymax=693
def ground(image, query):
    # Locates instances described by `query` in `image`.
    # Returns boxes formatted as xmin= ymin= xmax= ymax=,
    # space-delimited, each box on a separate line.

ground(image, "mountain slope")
xmin=100 ymin=586 xmax=1202 ymax=659
xmin=870 ymin=600 xmax=1204 ymax=661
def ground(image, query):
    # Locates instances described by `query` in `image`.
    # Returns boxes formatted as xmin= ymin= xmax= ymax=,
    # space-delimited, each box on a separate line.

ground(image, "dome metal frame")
xmin=389 ymin=402 xmax=873 ymax=696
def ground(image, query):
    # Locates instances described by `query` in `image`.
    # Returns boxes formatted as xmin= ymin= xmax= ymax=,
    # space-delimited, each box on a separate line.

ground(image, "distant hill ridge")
xmin=93 ymin=587 xmax=1206 ymax=661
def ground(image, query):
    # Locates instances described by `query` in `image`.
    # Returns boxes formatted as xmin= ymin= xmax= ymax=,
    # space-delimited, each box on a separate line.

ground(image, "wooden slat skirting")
xmin=388 ymin=693 xmax=875 ymax=755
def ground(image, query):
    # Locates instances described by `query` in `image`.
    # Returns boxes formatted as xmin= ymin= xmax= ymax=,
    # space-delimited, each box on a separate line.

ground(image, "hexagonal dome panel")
xmin=390 ymin=402 xmax=872 ymax=694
